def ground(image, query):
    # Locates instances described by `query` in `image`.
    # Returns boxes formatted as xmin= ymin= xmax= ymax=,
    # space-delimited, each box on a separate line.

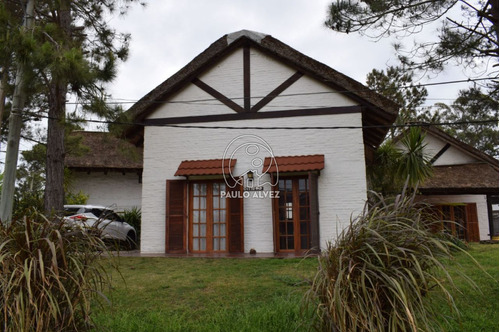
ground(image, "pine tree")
xmin=1 ymin=0 xmax=144 ymax=218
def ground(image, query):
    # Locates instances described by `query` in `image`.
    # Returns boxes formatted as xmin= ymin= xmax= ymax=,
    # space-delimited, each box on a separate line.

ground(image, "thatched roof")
xmin=125 ymin=30 xmax=398 ymax=148
xmin=420 ymin=163 xmax=498 ymax=194
xmin=65 ymin=131 xmax=143 ymax=171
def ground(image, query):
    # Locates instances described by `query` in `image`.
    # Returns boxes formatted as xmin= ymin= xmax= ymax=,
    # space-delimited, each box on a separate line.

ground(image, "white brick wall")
xmin=141 ymin=113 xmax=366 ymax=253
xmin=70 ymin=171 xmax=142 ymax=212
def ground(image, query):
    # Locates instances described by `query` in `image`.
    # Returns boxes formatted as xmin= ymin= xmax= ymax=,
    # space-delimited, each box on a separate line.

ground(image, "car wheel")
xmin=126 ymin=231 xmax=137 ymax=250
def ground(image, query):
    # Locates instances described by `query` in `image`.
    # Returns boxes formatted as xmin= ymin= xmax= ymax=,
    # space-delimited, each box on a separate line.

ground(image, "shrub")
xmin=65 ymin=190 xmax=89 ymax=205
xmin=0 ymin=212 xmax=115 ymax=331
xmin=304 ymin=192 xmax=475 ymax=332
xmin=122 ymin=207 xmax=141 ymax=247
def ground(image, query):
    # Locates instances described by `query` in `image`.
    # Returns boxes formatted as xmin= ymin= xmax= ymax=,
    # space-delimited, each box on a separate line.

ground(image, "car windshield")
xmin=89 ymin=208 xmax=104 ymax=218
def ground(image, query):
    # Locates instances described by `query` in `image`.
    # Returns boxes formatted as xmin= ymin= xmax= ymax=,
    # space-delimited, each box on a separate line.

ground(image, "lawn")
xmin=93 ymin=244 xmax=498 ymax=331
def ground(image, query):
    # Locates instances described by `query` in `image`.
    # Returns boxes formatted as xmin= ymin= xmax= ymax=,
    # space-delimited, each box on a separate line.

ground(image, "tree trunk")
xmin=0 ymin=66 xmax=8 ymax=133
xmin=44 ymin=80 xmax=67 ymax=214
xmin=0 ymin=0 xmax=35 ymax=223
xmin=44 ymin=0 xmax=71 ymax=215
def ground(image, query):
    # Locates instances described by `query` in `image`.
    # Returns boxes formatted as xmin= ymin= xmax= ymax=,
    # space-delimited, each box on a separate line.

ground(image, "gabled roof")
xmin=125 ymin=30 xmax=398 ymax=148
xmin=65 ymin=131 xmax=143 ymax=171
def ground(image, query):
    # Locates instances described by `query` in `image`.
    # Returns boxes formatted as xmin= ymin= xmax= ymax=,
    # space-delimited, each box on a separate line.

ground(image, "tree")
xmin=325 ymin=0 xmax=499 ymax=74
xmin=0 ymin=0 xmax=144 ymax=219
xmin=419 ymin=87 xmax=499 ymax=156
xmin=367 ymin=127 xmax=433 ymax=195
xmin=0 ymin=0 xmax=36 ymax=223
xmin=397 ymin=127 xmax=433 ymax=188
xmin=366 ymin=66 xmax=428 ymax=137
xmin=12 ymin=129 xmax=90 ymax=219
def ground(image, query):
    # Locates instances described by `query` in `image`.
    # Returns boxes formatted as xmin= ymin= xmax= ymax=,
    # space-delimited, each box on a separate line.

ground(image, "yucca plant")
xmin=304 ymin=191 xmax=477 ymax=332
xmin=122 ymin=207 xmax=141 ymax=248
xmin=0 ymin=210 xmax=116 ymax=331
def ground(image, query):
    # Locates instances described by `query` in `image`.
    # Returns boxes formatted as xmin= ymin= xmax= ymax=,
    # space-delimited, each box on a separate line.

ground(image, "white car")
xmin=64 ymin=205 xmax=137 ymax=248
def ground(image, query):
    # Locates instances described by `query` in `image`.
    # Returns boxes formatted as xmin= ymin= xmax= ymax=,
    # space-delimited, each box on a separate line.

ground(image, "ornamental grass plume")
xmin=0 ymin=211 xmax=116 ymax=331
xmin=304 ymin=191 xmax=477 ymax=332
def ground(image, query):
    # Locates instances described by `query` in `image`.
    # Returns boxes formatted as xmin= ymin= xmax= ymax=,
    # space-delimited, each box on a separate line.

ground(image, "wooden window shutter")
xmin=308 ymin=172 xmax=320 ymax=252
xmin=466 ymin=203 xmax=480 ymax=242
xmin=165 ymin=180 xmax=187 ymax=253
xmin=227 ymin=182 xmax=244 ymax=253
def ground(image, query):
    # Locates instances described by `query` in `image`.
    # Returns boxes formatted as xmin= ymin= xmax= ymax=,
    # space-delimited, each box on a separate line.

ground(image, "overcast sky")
xmin=106 ymin=0 xmax=476 ymax=112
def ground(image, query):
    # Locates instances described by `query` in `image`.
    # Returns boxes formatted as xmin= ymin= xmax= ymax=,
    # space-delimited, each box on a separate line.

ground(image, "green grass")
xmin=93 ymin=244 xmax=498 ymax=331
xmin=432 ymin=244 xmax=499 ymax=332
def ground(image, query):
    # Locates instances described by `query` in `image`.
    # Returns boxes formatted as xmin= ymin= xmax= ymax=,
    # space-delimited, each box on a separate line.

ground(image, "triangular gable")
xmin=421 ymin=126 xmax=498 ymax=169
xmin=125 ymin=30 xmax=398 ymax=147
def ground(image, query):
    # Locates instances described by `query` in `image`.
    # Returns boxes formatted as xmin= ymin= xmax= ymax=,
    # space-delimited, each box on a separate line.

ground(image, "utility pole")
xmin=0 ymin=0 xmax=36 ymax=224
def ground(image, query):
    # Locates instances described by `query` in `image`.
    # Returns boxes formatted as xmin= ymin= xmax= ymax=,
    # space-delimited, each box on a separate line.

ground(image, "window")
xmin=190 ymin=181 xmax=228 ymax=253
xmin=441 ymin=205 xmax=467 ymax=240
xmin=433 ymin=203 xmax=479 ymax=242
xmin=275 ymin=177 xmax=311 ymax=252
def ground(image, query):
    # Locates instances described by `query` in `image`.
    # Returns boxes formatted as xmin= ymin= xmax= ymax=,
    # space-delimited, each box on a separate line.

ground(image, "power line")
xmin=151 ymin=120 xmax=498 ymax=130
xmin=63 ymin=76 xmax=495 ymax=106
xmin=21 ymin=111 xmax=498 ymax=131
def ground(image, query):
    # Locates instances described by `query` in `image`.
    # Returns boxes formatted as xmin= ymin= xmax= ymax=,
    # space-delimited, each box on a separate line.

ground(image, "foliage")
xmin=65 ymin=190 xmax=89 ymax=205
xmin=0 ymin=212 xmax=116 ymax=331
xmin=12 ymin=190 xmax=44 ymax=221
xmin=121 ymin=207 xmax=141 ymax=246
xmin=367 ymin=140 xmax=404 ymax=195
xmin=0 ymin=0 xmax=144 ymax=215
xmin=367 ymin=66 xmax=428 ymax=137
xmin=418 ymin=87 xmax=499 ymax=157
xmin=367 ymin=127 xmax=433 ymax=195
xmin=12 ymin=140 xmax=89 ymax=219
xmin=397 ymin=127 xmax=433 ymax=188
xmin=304 ymin=191 xmax=479 ymax=332
xmin=325 ymin=0 xmax=498 ymax=75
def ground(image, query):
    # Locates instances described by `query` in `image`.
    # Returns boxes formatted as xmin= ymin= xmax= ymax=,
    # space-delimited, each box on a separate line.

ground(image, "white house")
xmin=123 ymin=30 xmax=398 ymax=255
xmin=406 ymin=127 xmax=499 ymax=242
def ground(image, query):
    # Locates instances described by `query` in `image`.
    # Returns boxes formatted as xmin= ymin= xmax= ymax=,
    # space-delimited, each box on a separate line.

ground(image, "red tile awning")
xmin=175 ymin=159 xmax=236 ymax=176
xmin=262 ymin=154 xmax=324 ymax=173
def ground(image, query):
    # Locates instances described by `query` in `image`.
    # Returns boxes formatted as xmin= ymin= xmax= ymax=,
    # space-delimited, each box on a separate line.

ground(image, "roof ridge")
xmin=227 ymin=30 xmax=267 ymax=44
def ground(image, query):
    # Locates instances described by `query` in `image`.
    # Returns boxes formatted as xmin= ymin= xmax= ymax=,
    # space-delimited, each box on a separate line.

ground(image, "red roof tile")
xmin=175 ymin=159 xmax=236 ymax=176
xmin=262 ymin=154 xmax=324 ymax=173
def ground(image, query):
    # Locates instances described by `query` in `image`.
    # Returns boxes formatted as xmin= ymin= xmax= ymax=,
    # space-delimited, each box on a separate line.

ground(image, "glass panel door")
xmin=212 ymin=183 xmax=227 ymax=252
xmin=438 ymin=205 xmax=467 ymax=241
xmin=277 ymin=177 xmax=311 ymax=252
xmin=278 ymin=179 xmax=295 ymax=250
xmin=190 ymin=182 xmax=228 ymax=253
xmin=191 ymin=183 xmax=207 ymax=251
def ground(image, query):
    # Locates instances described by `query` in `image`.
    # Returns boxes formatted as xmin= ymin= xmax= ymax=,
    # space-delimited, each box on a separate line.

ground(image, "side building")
xmin=65 ymin=131 xmax=143 ymax=212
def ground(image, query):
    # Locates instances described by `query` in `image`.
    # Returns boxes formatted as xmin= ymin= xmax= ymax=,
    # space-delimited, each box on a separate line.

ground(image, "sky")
xmin=104 ymin=0 xmax=479 ymax=115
